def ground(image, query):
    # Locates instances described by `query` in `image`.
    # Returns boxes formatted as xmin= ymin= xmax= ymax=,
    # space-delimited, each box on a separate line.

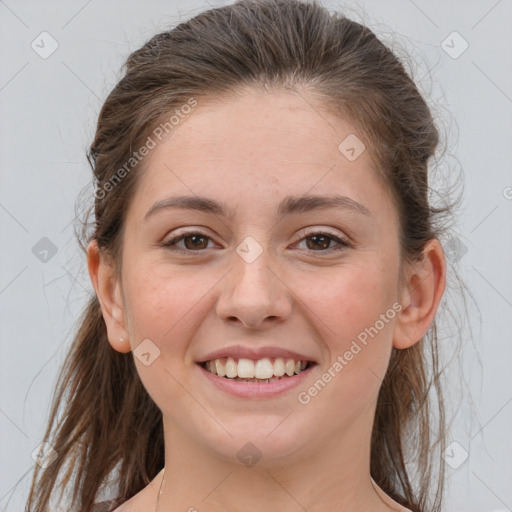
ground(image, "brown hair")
xmin=27 ymin=0 xmax=460 ymax=510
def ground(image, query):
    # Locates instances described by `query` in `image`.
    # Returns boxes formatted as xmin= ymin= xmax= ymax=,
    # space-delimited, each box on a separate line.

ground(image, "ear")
xmin=393 ymin=238 xmax=446 ymax=349
xmin=87 ymin=239 xmax=131 ymax=353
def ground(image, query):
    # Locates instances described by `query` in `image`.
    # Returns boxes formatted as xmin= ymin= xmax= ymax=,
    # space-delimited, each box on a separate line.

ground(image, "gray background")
xmin=0 ymin=0 xmax=511 ymax=510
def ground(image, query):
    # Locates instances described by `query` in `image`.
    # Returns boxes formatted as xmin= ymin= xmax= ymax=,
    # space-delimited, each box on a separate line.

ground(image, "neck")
xmin=155 ymin=412 xmax=396 ymax=512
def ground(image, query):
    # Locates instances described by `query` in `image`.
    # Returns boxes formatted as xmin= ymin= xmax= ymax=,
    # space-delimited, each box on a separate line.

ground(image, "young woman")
xmin=27 ymin=0 xmax=455 ymax=510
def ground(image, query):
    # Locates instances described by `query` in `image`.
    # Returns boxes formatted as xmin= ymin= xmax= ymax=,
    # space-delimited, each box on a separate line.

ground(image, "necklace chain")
xmin=155 ymin=467 xmax=165 ymax=512
xmin=154 ymin=469 xmax=394 ymax=511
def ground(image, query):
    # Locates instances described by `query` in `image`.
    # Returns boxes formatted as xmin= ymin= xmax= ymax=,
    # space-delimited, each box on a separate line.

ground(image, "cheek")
xmin=300 ymin=260 xmax=398 ymax=345
xmin=121 ymin=265 xmax=213 ymax=413
xmin=121 ymin=257 xmax=221 ymax=362
xmin=296 ymin=260 xmax=398 ymax=402
xmin=124 ymin=272 xmax=194 ymax=343
xmin=293 ymin=294 xmax=397 ymax=434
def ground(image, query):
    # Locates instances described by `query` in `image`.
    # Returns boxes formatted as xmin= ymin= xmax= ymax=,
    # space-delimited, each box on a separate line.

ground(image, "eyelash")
xmin=161 ymin=229 xmax=352 ymax=254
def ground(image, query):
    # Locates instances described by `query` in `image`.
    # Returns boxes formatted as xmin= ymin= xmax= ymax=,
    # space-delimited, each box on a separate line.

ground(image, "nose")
xmin=215 ymin=240 xmax=292 ymax=329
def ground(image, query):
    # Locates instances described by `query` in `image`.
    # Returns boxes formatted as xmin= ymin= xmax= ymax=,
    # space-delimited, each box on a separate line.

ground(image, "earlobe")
xmin=393 ymin=239 xmax=446 ymax=349
xmin=87 ymin=240 xmax=131 ymax=353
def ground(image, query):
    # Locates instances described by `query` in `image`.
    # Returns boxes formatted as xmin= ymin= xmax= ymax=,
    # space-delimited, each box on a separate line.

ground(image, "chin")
xmin=199 ymin=414 xmax=315 ymax=467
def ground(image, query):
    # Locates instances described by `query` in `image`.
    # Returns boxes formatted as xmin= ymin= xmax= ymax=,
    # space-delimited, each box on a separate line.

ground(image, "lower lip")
xmin=197 ymin=363 xmax=316 ymax=398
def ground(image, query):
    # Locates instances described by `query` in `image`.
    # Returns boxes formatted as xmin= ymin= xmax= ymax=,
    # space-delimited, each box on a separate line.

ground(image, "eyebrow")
xmin=144 ymin=193 xmax=372 ymax=221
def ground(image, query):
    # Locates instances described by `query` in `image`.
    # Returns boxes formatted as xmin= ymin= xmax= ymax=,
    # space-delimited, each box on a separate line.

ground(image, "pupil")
xmin=308 ymin=235 xmax=329 ymax=250
xmin=185 ymin=235 xmax=207 ymax=250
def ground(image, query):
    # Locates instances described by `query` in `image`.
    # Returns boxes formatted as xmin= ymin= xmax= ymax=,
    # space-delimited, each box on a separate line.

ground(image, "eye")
xmin=161 ymin=229 xmax=351 ymax=254
xmin=294 ymin=231 xmax=351 ymax=253
xmin=161 ymin=230 xmax=215 ymax=252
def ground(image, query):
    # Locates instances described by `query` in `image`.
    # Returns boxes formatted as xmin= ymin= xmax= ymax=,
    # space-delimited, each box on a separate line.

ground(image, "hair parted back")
xmin=27 ymin=1 xmax=454 ymax=510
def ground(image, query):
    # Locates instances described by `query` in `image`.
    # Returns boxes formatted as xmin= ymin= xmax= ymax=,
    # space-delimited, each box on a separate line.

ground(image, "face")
xmin=113 ymin=87 xmax=405 ymax=465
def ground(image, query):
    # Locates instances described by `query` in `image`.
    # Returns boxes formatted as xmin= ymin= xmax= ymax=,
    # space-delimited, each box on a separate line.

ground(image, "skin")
xmin=88 ymin=86 xmax=446 ymax=512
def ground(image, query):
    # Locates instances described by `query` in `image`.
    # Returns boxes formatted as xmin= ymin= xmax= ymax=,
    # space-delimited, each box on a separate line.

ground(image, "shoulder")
xmin=370 ymin=478 xmax=413 ymax=511
xmin=91 ymin=499 xmax=124 ymax=512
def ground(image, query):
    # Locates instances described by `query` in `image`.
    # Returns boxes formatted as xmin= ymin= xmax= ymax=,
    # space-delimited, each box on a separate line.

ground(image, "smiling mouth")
xmin=199 ymin=357 xmax=315 ymax=383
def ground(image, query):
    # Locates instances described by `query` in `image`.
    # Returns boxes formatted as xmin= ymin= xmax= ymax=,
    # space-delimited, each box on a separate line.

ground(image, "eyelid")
xmin=291 ymin=228 xmax=352 ymax=253
xmin=162 ymin=226 xmax=352 ymax=253
xmin=294 ymin=226 xmax=349 ymax=243
xmin=161 ymin=227 xmax=215 ymax=249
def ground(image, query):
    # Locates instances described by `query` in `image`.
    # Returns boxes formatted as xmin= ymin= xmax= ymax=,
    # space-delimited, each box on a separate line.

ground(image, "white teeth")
xmin=225 ymin=357 xmax=237 ymax=379
xmin=285 ymin=359 xmax=295 ymax=376
xmin=237 ymin=358 xmax=255 ymax=378
xmin=203 ymin=356 xmax=311 ymax=380
xmin=254 ymin=358 xmax=274 ymax=379
xmin=215 ymin=359 xmax=225 ymax=377
xmin=273 ymin=358 xmax=285 ymax=376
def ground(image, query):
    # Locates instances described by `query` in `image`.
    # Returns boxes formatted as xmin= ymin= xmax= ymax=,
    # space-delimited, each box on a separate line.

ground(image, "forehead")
xmin=127 ymin=87 xmax=395 ymax=224
xmin=155 ymin=88 xmax=364 ymax=168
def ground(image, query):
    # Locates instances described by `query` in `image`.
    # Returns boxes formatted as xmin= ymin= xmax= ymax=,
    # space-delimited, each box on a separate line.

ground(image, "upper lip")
xmin=197 ymin=345 xmax=318 ymax=364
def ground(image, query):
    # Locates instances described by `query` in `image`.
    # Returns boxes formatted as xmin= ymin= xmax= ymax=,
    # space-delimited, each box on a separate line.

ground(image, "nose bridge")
xmin=234 ymin=236 xmax=273 ymax=293
xmin=216 ymin=235 xmax=291 ymax=327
